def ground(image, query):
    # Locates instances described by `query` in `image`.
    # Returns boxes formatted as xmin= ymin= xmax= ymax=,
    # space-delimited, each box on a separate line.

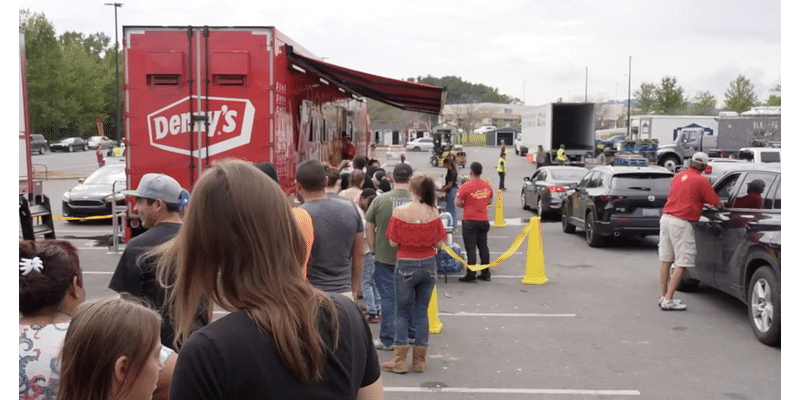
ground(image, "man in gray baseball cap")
xmin=111 ymin=172 xmax=208 ymax=349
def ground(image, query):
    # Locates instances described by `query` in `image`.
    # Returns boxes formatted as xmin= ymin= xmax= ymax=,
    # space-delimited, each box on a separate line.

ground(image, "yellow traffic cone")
xmin=428 ymin=286 xmax=443 ymax=334
xmin=494 ymin=188 xmax=505 ymax=228
xmin=521 ymin=217 xmax=549 ymax=285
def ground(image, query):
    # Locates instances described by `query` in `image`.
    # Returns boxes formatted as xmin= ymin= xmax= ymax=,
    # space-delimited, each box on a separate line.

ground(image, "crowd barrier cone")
xmin=428 ymin=286 xmax=443 ymax=334
xmin=494 ymin=189 xmax=505 ymax=228
xmin=521 ymin=217 xmax=549 ymax=285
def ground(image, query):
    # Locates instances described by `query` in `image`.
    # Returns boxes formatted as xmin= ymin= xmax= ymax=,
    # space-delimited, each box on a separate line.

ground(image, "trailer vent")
xmin=148 ymin=75 xmax=180 ymax=86
xmin=213 ymin=75 xmax=246 ymax=86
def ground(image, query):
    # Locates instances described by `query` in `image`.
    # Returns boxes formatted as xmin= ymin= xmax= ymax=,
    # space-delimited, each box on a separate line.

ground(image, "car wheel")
xmin=671 ymin=263 xmax=699 ymax=292
xmin=413 ymin=146 xmax=420 ymax=152
xmin=561 ymin=205 xmax=576 ymax=233
xmin=430 ymin=156 xmax=439 ymax=167
xmin=83 ymin=144 xmax=88 ymax=151
xmin=537 ymin=197 xmax=546 ymax=217
xmin=585 ymin=211 xmax=605 ymax=247
xmin=69 ymin=145 xmax=74 ymax=153
xmin=749 ymin=266 xmax=780 ymax=346
xmin=521 ymin=190 xmax=529 ymax=210
xmin=38 ymin=147 xmax=44 ymax=155
xmin=659 ymin=155 xmax=680 ymax=173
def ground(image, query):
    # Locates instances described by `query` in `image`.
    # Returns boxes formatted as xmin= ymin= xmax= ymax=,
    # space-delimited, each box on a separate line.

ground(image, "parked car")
xmin=561 ymin=165 xmax=674 ymax=247
xmin=87 ymin=135 xmax=115 ymax=150
xmin=30 ymin=134 xmax=49 ymax=154
xmin=50 ymin=137 xmax=87 ymax=152
xmin=677 ymin=164 xmax=781 ymax=346
xmin=62 ymin=163 xmax=126 ymax=220
xmin=473 ymin=125 xmax=497 ymax=134
xmin=405 ymin=137 xmax=434 ymax=152
xmin=521 ymin=166 xmax=587 ymax=217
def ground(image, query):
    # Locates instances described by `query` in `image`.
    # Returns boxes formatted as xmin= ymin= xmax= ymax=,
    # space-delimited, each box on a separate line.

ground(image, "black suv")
xmin=678 ymin=164 xmax=781 ymax=346
xmin=30 ymin=134 xmax=48 ymax=154
xmin=561 ymin=165 xmax=674 ymax=247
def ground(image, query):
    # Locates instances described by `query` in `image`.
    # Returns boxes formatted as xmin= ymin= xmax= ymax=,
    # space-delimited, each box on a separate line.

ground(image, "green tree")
xmin=408 ymin=75 xmax=515 ymax=104
xmin=723 ymin=75 xmax=758 ymax=113
xmin=764 ymin=84 xmax=781 ymax=106
xmin=21 ymin=10 xmax=65 ymax=138
xmin=687 ymin=91 xmax=717 ymax=115
xmin=633 ymin=82 xmax=657 ymax=114
xmin=654 ymin=76 xmax=686 ymax=114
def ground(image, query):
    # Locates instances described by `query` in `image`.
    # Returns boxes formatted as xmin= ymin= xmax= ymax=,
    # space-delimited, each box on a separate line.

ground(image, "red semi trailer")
xmin=123 ymin=26 xmax=444 ymax=238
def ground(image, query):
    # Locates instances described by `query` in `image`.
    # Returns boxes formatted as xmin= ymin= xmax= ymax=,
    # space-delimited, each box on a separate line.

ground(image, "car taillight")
xmin=601 ymin=195 xmax=626 ymax=201
xmin=704 ymin=165 xmax=712 ymax=174
xmin=547 ymin=185 xmax=566 ymax=193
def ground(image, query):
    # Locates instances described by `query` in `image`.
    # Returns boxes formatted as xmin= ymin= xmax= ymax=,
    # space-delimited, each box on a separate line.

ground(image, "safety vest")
xmin=556 ymin=148 xmax=567 ymax=161
xmin=497 ymin=157 xmax=507 ymax=173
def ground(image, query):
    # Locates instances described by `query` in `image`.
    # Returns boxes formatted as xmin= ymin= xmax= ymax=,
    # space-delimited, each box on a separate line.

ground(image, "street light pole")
xmin=105 ymin=2 xmax=123 ymax=146
xmin=627 ymin=57 xmax=632 ymax=139
xmin=585 ymin=67 xmax=588 ymax=103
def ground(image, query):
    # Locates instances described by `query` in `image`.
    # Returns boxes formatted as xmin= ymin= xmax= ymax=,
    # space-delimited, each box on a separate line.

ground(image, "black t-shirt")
xmin=109 ymin=223 xmax=208 ymax=350
xmin=169 ymin=293 xmax=381 ymax=400
xmin=445 ymin=168 xmax=458 ymax=189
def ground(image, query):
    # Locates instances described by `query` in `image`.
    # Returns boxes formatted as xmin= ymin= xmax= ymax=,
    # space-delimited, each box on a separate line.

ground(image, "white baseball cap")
xmin=691 ymin=152 xmax=709 ymax=164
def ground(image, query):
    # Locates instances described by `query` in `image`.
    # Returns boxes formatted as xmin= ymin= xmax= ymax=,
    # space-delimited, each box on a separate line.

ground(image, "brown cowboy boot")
xmin=381 ymin=345 xmax=410 ymax=374
xmin=412 ymin=346 xmax=427 ymax=372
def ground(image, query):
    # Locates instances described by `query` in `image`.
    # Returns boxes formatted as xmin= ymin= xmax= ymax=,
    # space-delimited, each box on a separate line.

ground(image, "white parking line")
xmin=384 ymin=387 xmax=640 ymax=395
xmin=83 ymin=271 xmax=114 ymax=275
xmin=441 ymin=312 xmax=576 ymax=317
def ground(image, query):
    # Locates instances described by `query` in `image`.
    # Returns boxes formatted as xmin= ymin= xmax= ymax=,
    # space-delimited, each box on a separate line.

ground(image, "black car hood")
xmin=68 ymin=184 xmax=114 ymax=200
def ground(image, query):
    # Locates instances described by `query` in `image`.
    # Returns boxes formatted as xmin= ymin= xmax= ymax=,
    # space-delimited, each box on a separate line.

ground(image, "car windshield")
xmin=549 ymin=169 xmax=587 ymax=181
xmin=610 ymin=173 xmax=673 ymax=192
xmin=83 ymin=167 xmax=126 ymax=185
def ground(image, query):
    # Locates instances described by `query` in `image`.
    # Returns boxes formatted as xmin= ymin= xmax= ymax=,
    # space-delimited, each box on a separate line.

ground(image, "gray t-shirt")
xmin=301 ymin=196 xmax=364 ymax=293
xmin=365 ymin=188 xmax=412 ymax=265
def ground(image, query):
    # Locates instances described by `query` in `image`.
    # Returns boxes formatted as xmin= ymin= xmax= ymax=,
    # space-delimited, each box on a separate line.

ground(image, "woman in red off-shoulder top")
xmin=382 ymin=174 xmax=447 ymax=375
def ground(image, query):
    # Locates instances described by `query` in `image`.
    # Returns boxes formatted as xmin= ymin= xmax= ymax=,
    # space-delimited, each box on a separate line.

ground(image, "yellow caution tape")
xmin=442 ymin=218 xmax=537 ymax=272
xmin=52 ymin=215 xmax=118 ymax=221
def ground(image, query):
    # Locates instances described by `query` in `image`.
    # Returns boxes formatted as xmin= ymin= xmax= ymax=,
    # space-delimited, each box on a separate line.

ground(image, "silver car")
xmin=87 ymin=135 xmax=115 ymax=149
xmin=405 ymin=137 xmax=435 ymax=152
xmin=521 ymin=166 xmax=588 ymax=216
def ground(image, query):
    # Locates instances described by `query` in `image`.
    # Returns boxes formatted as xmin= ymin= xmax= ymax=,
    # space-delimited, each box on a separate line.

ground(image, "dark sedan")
xmin=521 ymin=166 xmax=587 ymax=217
xmin=30 ymin=134 xmax=49 ymax=154
xmin=50 ymin=137 xmax=88 ymax=152
xmin=62 ymin=163 xmax=126 ymax=220
xmin=678 ymin=165 xmax=781 ymax=346
xmin=561 ymin=165 xmax=674 ymax=247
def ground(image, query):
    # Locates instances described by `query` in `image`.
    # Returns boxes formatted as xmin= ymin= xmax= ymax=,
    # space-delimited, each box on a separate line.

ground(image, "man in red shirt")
xmin=456 ymin=162 xmax=494 ymax=282
xmin=732 ymin=179 xmax=765 ymax=209
xmin=658 ymin=152 xmax=724 ymax=310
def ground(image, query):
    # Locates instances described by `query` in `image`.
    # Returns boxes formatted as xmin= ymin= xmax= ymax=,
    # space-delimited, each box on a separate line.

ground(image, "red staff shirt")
xmin=387 ymin=217 xmax=447 ymax=259
xmin=662 ymin=168 xmax=720 ymax=222
xmin=457 ymin=179 xmax=494 ymax=221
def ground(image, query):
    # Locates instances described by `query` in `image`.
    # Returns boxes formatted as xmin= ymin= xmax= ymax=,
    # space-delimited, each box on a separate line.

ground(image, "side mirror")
xmin=523 ymin=177 xmax=531 ymax=182
xmin=78 ymin=179 xmax=84 ymax=184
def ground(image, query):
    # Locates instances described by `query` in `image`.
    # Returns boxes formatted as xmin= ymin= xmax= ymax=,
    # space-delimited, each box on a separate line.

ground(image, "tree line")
xmin=633 ymin=76 xmax=780 ymax=116
xmin=21 ymin=9 xmax=121 ymax=141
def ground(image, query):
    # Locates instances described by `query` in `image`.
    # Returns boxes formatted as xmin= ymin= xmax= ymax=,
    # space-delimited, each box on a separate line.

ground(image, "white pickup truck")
xmin=703 ymin=147 xmax=780 ymax=184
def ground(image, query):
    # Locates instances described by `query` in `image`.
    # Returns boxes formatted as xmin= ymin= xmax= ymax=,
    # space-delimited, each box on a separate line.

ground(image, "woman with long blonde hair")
xmin=160 ymin=159 xmax=383 ymax=399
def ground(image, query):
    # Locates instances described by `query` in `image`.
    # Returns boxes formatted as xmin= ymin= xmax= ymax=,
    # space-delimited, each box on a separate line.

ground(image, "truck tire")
xmin=659 ymin=155 xmax=680 ymax=173
xmin=430 ymin=156 xmax=439 ymax=167
xmin=749 ymin=266 xmax=780 ymax=347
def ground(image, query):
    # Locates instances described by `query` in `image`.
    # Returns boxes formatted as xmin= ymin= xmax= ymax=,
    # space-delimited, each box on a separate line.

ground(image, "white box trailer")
xmin=629 ymin=115 xmax=718 ymax=145
xmin=520 ymin=103 xmax=595 ymax=164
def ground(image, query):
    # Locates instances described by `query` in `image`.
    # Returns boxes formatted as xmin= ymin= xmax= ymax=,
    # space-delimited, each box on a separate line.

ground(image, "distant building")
xmin=440 ymin=103 xmax=530 ymax=132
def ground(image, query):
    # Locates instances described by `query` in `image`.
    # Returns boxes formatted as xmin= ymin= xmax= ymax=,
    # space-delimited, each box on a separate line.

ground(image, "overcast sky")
xmin=17 ymin=0 xmax=783 ymax=107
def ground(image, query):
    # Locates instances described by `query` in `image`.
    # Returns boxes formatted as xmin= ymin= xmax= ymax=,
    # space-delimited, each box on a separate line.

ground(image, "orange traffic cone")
xmin=521 ymin=217 xmax=548 ymax=285
xmin=428 ymin=286 xmax=443 ymax=334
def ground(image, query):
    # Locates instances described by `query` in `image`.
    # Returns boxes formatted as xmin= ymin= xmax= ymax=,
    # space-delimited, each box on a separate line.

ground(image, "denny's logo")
xmin=146 ymin=96 xmax=255 ymax=157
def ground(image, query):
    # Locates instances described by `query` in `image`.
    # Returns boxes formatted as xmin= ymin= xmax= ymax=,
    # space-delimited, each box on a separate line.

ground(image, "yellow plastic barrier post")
xmin=521 ymin=217 xmax=549 ymax=285
xmin=494 ymin=188 xmax=505 ymax=228
xmin=428 ymin=286 xmax=443 ymax=334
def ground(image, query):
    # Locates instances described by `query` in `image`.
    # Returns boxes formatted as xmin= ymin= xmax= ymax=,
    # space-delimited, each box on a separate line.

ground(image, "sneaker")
xmin=458 ymin=275 xmax=477 ymax=283
xmin=660 ymin=299 xmax=687 ymax=311
xmin=373 ymin=339 xmax=393 ymax=351
xmin=659 ymin=297 xmax=683 ymax=306
xmin=367 ymin=313 xmax=381 ymax=324
xmin=477 ymin=274 xmax=491 ymax=282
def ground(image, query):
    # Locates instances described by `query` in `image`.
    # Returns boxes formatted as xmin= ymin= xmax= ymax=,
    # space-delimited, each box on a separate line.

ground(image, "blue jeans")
xmin=360 ymin=253 xmax=381 ymax=314
xmin=394 ymin=257 xmax=437 ymax=347
xmin=446 ymin=187 xmax=458 ymax=226
xmin=374 ymin=261 xmax=397 ymax=347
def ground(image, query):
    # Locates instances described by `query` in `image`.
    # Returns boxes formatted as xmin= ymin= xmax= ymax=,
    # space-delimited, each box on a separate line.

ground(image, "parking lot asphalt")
xmin=22 ymin=146 xmax=782 ymax=399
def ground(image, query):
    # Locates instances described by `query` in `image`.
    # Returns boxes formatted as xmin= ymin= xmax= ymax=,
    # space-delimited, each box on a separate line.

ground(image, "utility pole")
xmin=627 ymin=57 xmax=632 ymax=139
xmin=105 ymin=2 xmax=123 ymax=145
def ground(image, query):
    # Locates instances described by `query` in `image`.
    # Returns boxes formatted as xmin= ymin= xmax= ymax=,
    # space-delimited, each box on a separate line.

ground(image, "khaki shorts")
xmin=658 ymin=214 xmax=696 ymax=268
